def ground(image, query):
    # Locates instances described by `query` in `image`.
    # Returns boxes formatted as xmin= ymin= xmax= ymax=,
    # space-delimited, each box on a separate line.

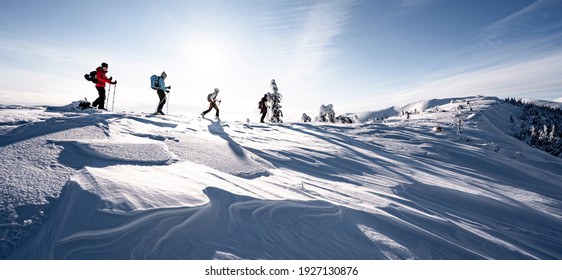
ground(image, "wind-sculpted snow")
xmin=49 ymin=140 xmax=177 ymax=168
xmin=165 ymin=120 xmax=270 ymax=179
xmin=2 ymin=96 xmax=562 ymax=259
xmin=10 ymin=174 xmax=562 ymax=259
xmin=9 ymin=182 xmax=394 ymax=259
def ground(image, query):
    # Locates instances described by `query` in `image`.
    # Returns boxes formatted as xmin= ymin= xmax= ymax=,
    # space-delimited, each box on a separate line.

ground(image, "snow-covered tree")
xmin=317 ymin=104 xmax=335 ymax=122
xmin=301 ymin=113 xmax=311 ymax=122
xmin=335 ymin=115 xmax=354 ymax=124
xmin=267 ymin=79 xmax=283 ymax=123
xmin=451 ymin=113 xmax=464 ymax=135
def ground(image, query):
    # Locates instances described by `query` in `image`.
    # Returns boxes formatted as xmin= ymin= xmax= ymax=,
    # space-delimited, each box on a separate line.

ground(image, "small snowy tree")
xmin=549 ymin=124 xmax=557 ymax=141
xmin=452 ymin=114 xmax=464 ymax=135
xmin=335 ymin=115 xmax=354 ymax=123
xmin=529 ymin=126 xmax=538 ymax=146
xmin=301 ymin=113 xmax=311 ymax=122
xmin=267 ymin=79 xmax=283 ymax=123
xmin=317 ymin=104 xmax=335 ymax=122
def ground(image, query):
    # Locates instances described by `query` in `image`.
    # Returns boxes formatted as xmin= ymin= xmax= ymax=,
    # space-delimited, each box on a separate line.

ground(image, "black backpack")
xmin=78 ymin=98 xmax=92 ymax=110
xmin=84 ymin=70 xmax=98 ymax=83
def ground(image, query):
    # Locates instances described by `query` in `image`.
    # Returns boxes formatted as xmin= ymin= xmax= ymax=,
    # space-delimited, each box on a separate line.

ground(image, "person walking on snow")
xmin=92 ymin=62 xmax=116 ymax=110
xmin=154 ymin=71 xmax=171 ymax=115
xmin=259 ymin=94 xmax=268 ymax=123
xmin=201 ymin=88 xmax=221 ymax=120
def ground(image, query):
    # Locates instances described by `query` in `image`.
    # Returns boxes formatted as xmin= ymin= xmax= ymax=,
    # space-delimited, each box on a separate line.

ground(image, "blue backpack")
xmin=150 ymin=75 xmax=160 ymax=90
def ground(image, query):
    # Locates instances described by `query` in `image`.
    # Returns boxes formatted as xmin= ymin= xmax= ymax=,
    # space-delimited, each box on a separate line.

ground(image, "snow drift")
xmin=1 ymin=96 xmax=561 ymax=259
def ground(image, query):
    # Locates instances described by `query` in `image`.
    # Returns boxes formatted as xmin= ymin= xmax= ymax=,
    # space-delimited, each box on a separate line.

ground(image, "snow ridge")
xmin=1 ymin=96 xmax=562 ymax=259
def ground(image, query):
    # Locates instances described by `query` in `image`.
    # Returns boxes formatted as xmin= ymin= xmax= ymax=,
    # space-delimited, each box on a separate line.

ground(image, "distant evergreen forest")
xmin=505 ymin=98 xmax=562 ymax=158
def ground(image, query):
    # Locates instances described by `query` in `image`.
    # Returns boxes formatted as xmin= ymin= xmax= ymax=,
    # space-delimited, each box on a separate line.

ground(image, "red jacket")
xmin=95 ymin=67 xmax=113 ymax=88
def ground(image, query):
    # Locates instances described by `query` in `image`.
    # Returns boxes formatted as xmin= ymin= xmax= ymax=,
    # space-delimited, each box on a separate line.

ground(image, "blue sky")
xmin=1 ymin=0 xmax=561 ymax=120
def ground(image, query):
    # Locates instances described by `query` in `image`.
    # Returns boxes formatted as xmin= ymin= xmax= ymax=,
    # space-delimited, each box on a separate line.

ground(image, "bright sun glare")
xmin=184 ymin=36 xmax=228 ymax=77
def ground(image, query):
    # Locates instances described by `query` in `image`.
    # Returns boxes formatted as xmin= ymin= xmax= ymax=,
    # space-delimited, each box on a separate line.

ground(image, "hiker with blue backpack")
xmin=150 ymin=71 xmax=171 ymax=115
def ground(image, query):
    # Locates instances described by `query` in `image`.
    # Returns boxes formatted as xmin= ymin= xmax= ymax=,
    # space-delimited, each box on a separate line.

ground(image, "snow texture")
xmin=1 ymin=96 xmax=562 ymax=259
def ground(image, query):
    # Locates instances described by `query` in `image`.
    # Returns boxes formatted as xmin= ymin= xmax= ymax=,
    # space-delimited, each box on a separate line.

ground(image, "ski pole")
xmin=106 ymin=84 xmax=112 ymax=109
xmin=166 ymin=90 xmax=170 ymax=115
xmin=111 ymin=82 xmax=117 ymax=111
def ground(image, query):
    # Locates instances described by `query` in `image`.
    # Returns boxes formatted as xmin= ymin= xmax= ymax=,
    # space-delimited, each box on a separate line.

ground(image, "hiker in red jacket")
xmin=92 ymin=62 xmax=117 ymax=110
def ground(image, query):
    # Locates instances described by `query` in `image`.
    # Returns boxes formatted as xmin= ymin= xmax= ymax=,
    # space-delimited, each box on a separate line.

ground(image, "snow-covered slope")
xmin=356 ymin=106 xmax=399 ymax=122
xmin=519 ymin=98 xmax=562 ymax=109
xmin=1 ymin=96 xmax=561 ymax=259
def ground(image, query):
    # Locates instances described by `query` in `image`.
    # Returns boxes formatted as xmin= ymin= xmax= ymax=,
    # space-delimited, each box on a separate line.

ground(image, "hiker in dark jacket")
xmin=154 ymin=71 xmax=170 ymax=115
xmin=92 ymin=62 xmax=116 ymax=110
xmin=259 ymin=94 xmax=268 ymax=123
